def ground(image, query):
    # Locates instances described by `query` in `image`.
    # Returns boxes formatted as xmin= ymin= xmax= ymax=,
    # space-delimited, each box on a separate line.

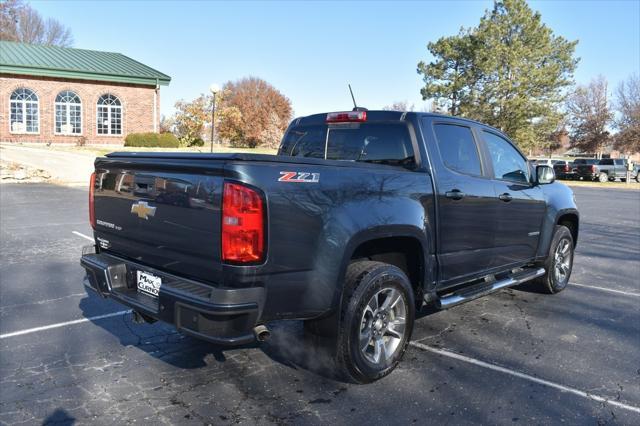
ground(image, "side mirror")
xmin=536 ymin=165 xmax=555 ymax=185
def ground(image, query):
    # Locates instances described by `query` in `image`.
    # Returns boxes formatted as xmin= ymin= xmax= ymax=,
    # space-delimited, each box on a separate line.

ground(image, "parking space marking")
xmin=408 ymin=341 xmax=640 ymax=414
xmin=570 ymin=282 xmax=640 ymax=297
xmin=0 ymin=310 xmax=130 ymax=339
xmin=72 ymin=231 xmax=94 ymax=242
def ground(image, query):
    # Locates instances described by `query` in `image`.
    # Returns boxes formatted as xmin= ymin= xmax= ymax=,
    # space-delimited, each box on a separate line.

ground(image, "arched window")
xmin=10 ymin=88 xmax=39 ymax=133
xmin=97 ymin=94 xmax=122 ymax=135
xmin=55 ymin=91 xmax=82 ymax=134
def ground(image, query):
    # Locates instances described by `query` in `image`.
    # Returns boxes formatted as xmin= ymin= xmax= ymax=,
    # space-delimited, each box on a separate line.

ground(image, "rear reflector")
xmin=222 ymin=182 xmax=265 ymax=263
xmin=89 ymin=172 xmax=96 ymax=229
xmin=326 ymin=111 xmax=367 ymax=123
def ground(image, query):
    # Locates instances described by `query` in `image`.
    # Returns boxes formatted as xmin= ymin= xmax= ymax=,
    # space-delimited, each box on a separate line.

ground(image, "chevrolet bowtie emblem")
xmin=131 ymin=201 xmax=156 ymax=220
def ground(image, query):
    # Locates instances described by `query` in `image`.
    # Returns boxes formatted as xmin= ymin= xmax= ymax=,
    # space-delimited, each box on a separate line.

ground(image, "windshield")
xmin=278 ymin=122 xmax=415 ymax=168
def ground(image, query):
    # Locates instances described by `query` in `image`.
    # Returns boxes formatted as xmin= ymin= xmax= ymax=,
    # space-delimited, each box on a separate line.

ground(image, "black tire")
xmin=334 ymin=261 xmax=415 ymax=383
xmin=635 ymin=174 xmax=640 ymax=183
xmin=534 ymin=225 xmax=574 ymax=294
xmin=598 ymin=172 xmax=608 ymax=183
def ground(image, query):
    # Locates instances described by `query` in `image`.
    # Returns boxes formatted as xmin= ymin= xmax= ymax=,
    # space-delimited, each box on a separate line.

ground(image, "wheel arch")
xmin=334 ymin=226 xmax=433 ymax=312
xmin=556 ymin=211 xmax=579 ymax=247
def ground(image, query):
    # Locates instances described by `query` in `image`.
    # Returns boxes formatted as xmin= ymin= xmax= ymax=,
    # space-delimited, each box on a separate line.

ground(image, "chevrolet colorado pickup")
xmin=81 ymin=110 xmax=579 ymax=383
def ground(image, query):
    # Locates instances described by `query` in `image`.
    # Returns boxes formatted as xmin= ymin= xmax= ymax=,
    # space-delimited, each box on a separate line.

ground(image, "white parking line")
xmin=0 ymin=310 xmax=130 ymax=339
xmin=409 ymin=341 xmax=640 ymax=414
xmin=570 ymin=282 xmax=640 ymax=297
xmin=72 ymin=231 xmax=94 ymax=242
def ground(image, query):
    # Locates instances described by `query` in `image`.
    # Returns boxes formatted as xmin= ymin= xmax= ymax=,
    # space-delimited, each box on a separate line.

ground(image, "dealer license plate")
xmin=137 ymin=271 xmax=161 ymax=297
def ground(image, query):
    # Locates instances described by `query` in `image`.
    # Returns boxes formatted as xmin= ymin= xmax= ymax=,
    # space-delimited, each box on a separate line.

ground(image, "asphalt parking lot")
xmin=1 ymin=183 xmax=639 ymax=425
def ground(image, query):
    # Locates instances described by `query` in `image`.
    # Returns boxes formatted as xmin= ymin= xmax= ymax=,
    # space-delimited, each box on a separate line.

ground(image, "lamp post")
xmin=209 ymin=83 xmax=220 ymax=153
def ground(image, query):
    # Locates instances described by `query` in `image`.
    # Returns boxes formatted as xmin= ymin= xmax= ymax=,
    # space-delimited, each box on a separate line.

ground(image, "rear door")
xmin=421 ymin=117 xmax=497 ymax=286
xmin=478 ymin=129 xmax=546 ymax=269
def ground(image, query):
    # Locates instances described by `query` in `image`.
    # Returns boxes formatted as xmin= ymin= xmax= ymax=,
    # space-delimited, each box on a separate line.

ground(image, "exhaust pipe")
xmin=253 ymin=324 xmax=271 ymax=342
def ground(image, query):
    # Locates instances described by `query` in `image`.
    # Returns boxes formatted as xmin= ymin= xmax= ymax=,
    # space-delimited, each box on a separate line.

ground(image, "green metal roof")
xmin=0 ymin=41 xmax=171 ymax=86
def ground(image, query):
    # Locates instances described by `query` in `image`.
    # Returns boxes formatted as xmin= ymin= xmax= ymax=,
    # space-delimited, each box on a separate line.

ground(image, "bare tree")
xmin=0 ymin=0 xmax=24 ymax=41
xmin=615 ymin=74 xmax=640 ymax=154
xmin=382 ymin=101 xmax=414 ymax=112
xmin=0 ymin=0 xmax=73 ymax=47
xmin=566 ymin=76 xmax=613 ymax=158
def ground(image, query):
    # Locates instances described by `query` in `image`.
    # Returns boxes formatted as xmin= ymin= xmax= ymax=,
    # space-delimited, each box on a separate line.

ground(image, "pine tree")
xmin=417 ymin=0 xmax=578 ymax=152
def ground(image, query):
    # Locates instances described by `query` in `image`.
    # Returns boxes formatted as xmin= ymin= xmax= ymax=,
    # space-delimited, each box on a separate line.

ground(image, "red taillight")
xmin=89 ymin=172 xmax=96 ymax=229
xmin=222 ymin=182 xmax=265 ymax=263
xmin=564 ymin=165 xmax=570 ymax=172
xmin=591 ymin=165 xmax=597 ymax=172
xmin=326 ymin=111 xmax=367 ymax=123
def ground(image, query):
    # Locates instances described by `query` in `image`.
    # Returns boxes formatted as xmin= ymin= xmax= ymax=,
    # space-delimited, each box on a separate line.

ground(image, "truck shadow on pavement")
xmin=78 ymin=288 xmax=444 ymax=382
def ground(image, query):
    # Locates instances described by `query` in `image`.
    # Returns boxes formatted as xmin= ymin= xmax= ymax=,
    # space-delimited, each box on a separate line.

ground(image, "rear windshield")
xmin=278 ymin=122 xmax=415 ymax=168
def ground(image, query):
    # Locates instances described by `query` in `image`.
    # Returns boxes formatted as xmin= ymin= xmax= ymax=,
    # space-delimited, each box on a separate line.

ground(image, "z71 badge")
xmin=278 ymin=171 xmax=320 ymax=183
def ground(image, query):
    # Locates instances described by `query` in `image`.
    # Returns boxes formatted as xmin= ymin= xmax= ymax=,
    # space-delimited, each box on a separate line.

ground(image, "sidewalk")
xmin=0 ymin=144 xmax=95 ymax=185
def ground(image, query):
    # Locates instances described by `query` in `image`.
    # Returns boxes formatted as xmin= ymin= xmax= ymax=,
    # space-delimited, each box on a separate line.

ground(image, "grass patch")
xmin=562 ymin=179 xmax=640 ymax=190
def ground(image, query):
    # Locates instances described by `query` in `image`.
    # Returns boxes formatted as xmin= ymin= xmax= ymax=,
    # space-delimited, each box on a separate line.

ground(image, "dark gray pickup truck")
xmin=81 ymin=110 xmax=579 ymax=382
xmin=576 ymin=158 xmax=640 ymax=182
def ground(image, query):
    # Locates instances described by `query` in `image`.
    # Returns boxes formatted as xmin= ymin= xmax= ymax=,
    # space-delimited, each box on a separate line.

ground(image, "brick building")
xmin=0 ymin=41 xmax=170 ymax=145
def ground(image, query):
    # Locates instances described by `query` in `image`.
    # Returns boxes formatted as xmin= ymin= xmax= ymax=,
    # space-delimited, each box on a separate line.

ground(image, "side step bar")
xmin=437 ymin=267 xmax=545 ymax=309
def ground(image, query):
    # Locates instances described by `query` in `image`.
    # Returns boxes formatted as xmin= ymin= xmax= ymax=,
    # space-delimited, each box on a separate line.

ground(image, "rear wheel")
xmin=636 ymin=173 xmax=640 ymax=183
xmin=334 ymin=261 xmax=414 ymax=383
xmin=598 ymin=172 xmax=608 ymax=183
xmin=534 ymin=225 xmax=574 ymax=294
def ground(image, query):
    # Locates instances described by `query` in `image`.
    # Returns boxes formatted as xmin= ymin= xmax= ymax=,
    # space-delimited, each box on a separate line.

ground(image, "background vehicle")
xmin=553 ymin=160 xmax=574 ymax=180
xmin=576 ymin=158 xmax=639 ymax=182
xmin=81 ymin=110 xmax=579 ymax=383
xmin=531 ymin=158 xmax=563 ymax=167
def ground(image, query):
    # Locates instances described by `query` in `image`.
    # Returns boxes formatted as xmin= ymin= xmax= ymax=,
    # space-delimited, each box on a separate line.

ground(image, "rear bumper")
xmin=576 ymin=172 xmax=597 ymax=179
xmin=81 ymin=250 xmax=264 ymax=345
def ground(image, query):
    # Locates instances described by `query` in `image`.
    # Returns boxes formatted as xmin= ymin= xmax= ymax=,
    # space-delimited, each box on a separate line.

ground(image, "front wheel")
xmin=598 ymin=172 xmax=608 ymax=183
xmin=534 ymin=225 xmax=574 ymax=294
xmin=335 ymin=261 xmax=415 ymax=383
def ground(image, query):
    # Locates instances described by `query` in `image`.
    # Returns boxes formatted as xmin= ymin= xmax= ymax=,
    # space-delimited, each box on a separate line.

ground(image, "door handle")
xmin=445 ymin=189 xmax=466 ymax=200
xmin=498 ymin=193 xmax=512 ymax=202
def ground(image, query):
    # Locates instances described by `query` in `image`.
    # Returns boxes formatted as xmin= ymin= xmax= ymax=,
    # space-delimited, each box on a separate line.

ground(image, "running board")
xmin=437 ymin=267 xmax=545 ymax=309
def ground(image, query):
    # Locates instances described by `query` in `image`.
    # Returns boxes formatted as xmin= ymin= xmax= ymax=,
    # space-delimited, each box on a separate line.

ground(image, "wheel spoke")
xmin=380 ymin=289 xmax=401 ymax=312
xmin=373 ymin=338 xmax=386 ymax=364
xmin=359 ymin=329 xmax=372 ymax=352
xmin=385 ymin=319 xmax=405 ymax=339
xmin=561 ymin=240 xmax=570 ymax=255
xmin=367 ymin=294 xmax=379 ymax=313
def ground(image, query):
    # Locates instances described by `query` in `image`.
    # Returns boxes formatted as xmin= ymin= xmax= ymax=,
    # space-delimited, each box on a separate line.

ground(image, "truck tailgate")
xmin=92 ymin=156 xmax=225 ymax=285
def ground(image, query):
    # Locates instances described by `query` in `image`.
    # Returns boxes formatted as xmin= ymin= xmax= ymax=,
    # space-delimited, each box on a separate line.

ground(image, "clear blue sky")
xmin=34 ymin=0 xmax=640 ymax=118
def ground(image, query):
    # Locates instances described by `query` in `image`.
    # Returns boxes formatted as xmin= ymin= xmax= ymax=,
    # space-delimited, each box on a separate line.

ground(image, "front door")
xmin=422 ymin=118 xmax=498 ymax=287
xmin=480 ymin=129 xmax=546 ymax=269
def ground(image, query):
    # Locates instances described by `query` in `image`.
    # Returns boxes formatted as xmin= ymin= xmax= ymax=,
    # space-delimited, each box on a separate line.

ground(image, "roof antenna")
xmin=348 ymin=84 xmax=367 ymax=112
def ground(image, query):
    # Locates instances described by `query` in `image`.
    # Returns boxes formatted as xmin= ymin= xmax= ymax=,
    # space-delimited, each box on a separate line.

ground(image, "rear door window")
xmin=433 ymin=124 xmax=482 ymax=176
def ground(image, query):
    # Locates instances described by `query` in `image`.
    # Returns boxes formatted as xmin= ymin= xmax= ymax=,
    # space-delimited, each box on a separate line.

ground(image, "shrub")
xmin=124 ymin=132 xmax=179 ymax=148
